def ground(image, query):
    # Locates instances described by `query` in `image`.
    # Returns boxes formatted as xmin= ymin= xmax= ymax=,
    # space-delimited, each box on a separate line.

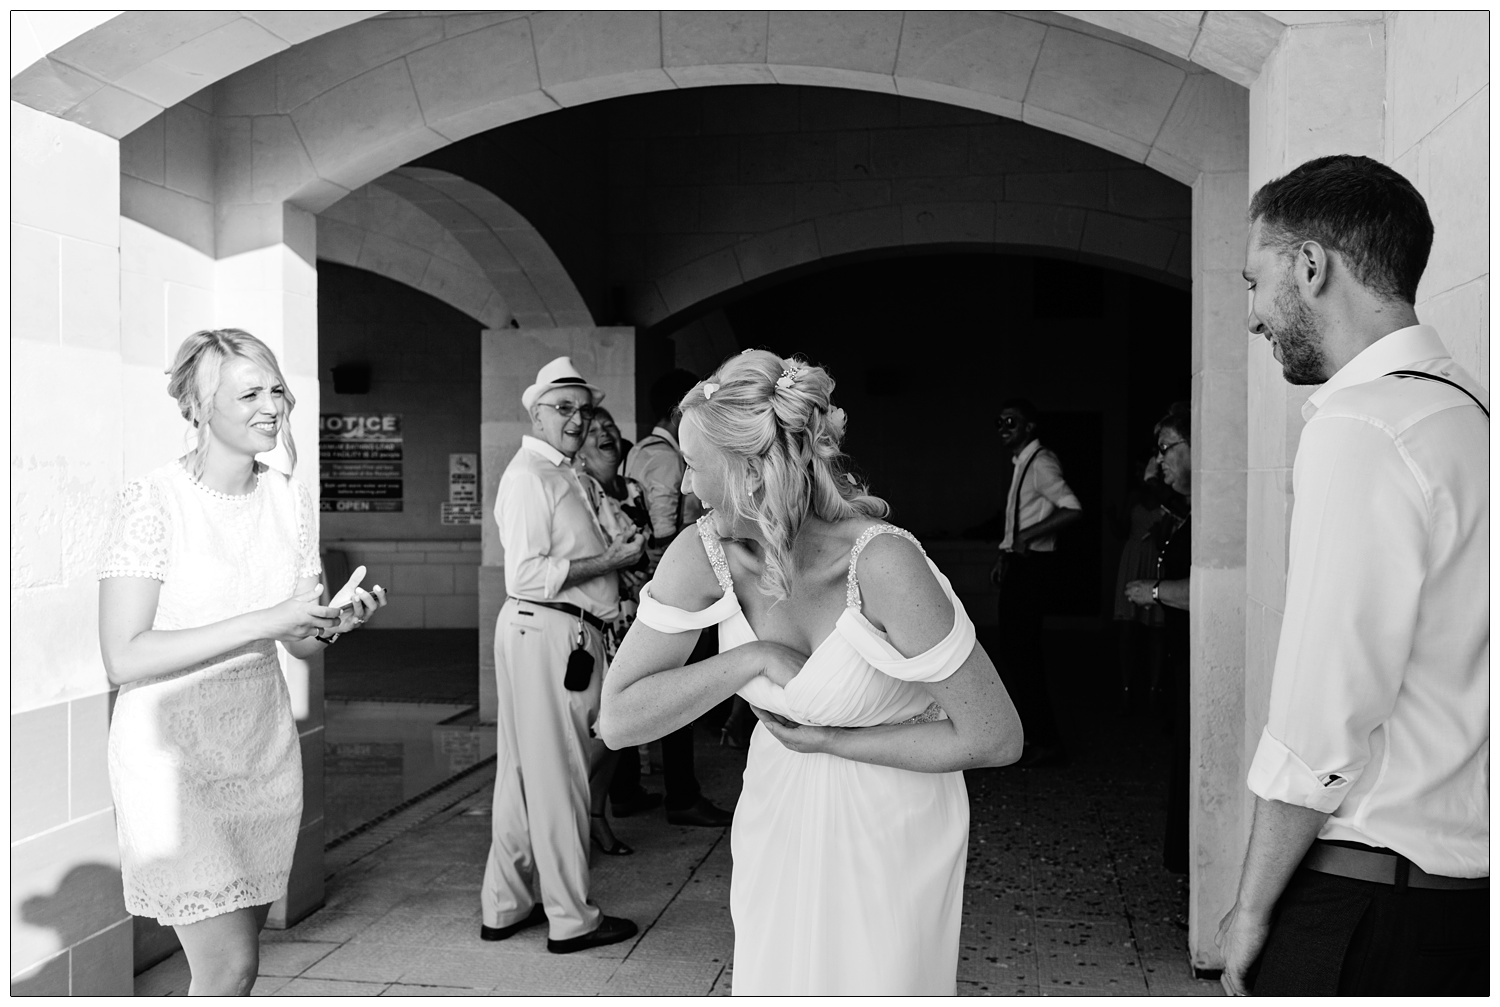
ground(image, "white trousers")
xmin=481 ymin=599 xmax=609 ymax=940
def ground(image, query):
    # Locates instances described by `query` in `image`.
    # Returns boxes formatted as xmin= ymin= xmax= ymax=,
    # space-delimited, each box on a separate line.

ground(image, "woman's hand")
xmin=750 ymin=705 xmax=840 ymax=755
xmin=1123 ymin=579 xmax=1156 ymax=607
xmin=260 ymin=585 xmax=341 ymax=642
xmin=331 ymin=583 xmax=388 ymax=634
xmin=751 ymin=640 xmax=808 ymax=688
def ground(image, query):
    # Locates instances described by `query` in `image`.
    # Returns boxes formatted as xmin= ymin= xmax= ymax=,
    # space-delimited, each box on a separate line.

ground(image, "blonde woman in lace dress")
xmin=98 ymin=330 xmax=386 ymax=995
xmin=599 ymin=351 xmax=1023 ymax=994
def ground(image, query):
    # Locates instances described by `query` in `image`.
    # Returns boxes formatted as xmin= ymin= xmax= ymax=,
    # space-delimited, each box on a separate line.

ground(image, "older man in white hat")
xmin=481 ymin=356 xmax=645 ymax=953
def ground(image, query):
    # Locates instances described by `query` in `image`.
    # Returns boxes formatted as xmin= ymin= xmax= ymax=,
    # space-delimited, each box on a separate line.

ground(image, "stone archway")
xmin=316 ymin=168 xmax=594 ymax=330
xmin=12 ymin=10 xmax=1283 ymax=981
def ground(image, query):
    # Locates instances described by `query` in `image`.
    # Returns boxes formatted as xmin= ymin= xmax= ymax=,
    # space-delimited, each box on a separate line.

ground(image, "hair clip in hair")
xmin=703 ymin=382 xmax=719 ymax=400
xmin=776 ymin=365 xmax=802 ymax=389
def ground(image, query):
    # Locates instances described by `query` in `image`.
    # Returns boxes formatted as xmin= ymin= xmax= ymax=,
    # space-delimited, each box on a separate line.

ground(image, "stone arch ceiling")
xmin=15 ymin=11 xmax=1275 ymax=204
xmin=319 ymin=168 xmax=593 ymax=330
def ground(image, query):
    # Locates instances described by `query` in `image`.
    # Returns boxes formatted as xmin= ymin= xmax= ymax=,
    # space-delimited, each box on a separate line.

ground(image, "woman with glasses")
xmin=1124 ymin=401 xmax=1192 ymax=875
xmin=574 ymin=407 xmax=651 ymax=856
xmin=598 ymin=350 xmax=1023 ymax=994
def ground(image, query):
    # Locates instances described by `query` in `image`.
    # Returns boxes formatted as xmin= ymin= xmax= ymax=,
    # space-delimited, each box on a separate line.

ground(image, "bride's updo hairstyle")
xmin=679 ymin=349 xmax=889 ymax=602
xmin=167 ymin=328 xmax=299 ymax=479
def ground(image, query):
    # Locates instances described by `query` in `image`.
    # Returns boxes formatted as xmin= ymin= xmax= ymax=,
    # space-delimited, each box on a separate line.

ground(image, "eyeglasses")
xmin=1156 ymin=439 xmax=1185 ymax=456
xmin=996 ymin=415 xmax=1025 ymax=429
xmin=537 ymin=401 xmax=596 ymax=423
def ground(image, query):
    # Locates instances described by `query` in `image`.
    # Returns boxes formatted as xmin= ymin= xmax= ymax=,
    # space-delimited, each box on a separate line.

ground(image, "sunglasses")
xmin=1156 ymin=438 xmax=1185 ymax=456
xmin=996 ymin=415 xmax=1027 ymax=429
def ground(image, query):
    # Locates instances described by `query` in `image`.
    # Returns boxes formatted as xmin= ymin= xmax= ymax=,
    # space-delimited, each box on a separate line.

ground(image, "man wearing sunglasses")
xmin=990 ymin=398 xmax=1083 ymax=768
xmin=482 ymin=356 xmax=646 ymax=954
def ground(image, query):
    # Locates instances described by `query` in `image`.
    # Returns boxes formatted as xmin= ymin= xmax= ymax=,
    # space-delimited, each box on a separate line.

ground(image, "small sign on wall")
xmin=442 ymin=452 xmax=480 ymax=525
xmin=321 ymin=413 xmax=403 ymax=512
xmin=441 ymin=503 xmax=482 ymax=526
xmin=449 ymin=453 xmax=478 ymax=504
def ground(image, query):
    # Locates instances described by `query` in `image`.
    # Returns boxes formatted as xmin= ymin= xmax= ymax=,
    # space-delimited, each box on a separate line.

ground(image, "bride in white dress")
xmin=599 ymin=350 xmax=1023 ymax=995
xmin=98 ymin=329 xmax=387 ymax=995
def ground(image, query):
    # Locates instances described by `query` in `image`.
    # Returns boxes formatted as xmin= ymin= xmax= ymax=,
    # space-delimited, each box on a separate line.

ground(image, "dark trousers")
xmin=995 ymin=553 xmax=1062 ymax=749
xmin=1253 ymin=866 xmax=1489 ymax=995
xmin=608 ymin=725 xmax=701 ymax=811
xmin=607 ymin=625 xmax=717 ymax=811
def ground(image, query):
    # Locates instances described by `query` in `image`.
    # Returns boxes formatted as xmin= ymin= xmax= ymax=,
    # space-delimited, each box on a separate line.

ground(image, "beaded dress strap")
xmin=695 ymin=514 xmax=735 ymax=595
xmin=845 ymin=523 xmax=925 ymax=610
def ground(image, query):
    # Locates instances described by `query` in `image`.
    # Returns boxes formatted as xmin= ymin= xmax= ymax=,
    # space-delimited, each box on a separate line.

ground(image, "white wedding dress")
xmin=99 ymin=460 xmax=318 ymax=925
xmin=635 ymin=518 xmax=975 ymax=995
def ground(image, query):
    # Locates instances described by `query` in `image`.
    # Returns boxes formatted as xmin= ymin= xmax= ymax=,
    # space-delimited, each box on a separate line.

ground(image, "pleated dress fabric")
xmin=635 ymin=518 xmax=976 ymax=995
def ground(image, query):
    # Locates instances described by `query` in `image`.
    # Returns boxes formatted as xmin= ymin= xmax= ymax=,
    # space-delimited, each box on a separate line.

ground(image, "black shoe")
xmin=480 ymin=903 xmax=546 ymax=941
xmin=611 ymin=790 xmax=663 ymax=818
xmin=666 ymin=797 xmax=733 ymax=828
xmin=546 ymin=915 xmax=638 ymax=954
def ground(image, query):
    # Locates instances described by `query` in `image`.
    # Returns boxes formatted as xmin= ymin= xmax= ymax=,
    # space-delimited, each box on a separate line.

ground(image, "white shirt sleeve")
xmin=1031 ymin=451 xmax=1082 ymax=510
xmin=1247 ymin=414 xmax=1427 ymax=812
xmin=496 ymin=469 xmax=569 ymax=599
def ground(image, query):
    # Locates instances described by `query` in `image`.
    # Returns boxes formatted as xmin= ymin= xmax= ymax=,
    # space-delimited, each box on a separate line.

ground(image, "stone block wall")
xmin=323 ymin=540 xmax=482 ymax=629
xmin=1386 ymin=11 xmax=1489 ymax=380
xmin=10 ymin=101 xmax=134 ymax=997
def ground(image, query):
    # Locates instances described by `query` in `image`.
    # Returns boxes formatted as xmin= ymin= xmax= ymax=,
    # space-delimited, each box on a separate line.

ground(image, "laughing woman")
xmin=599 ymin=350 xmax=1023 ymax=994
xmin=97 ymin=329 xmax=386 ymax=995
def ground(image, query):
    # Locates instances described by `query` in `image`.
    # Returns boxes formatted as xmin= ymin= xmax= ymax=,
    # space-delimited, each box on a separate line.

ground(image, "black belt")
xmin=1302 ymin=840 xmax=1488 ymax=891
xmin=509 ymin=597 xmax=607 ymax=633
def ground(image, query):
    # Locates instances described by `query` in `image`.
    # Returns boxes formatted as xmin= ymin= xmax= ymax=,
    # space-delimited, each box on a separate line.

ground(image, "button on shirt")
xmin=999 ymin=439 xmax=1082 ymax=553
xmin=1247 ymin=325 xmax=1488 ymax=878
xmin=495 ymin=435 xmax=619 ymax=621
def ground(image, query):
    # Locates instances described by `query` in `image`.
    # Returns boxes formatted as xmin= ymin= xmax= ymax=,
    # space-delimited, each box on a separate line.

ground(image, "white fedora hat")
xmin=521 ymin=356 xmax=605 ymax=411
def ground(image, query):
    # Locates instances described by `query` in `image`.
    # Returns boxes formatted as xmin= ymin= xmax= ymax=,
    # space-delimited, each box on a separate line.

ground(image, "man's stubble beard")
xmin=1272 ymin=277 xmax=1330 ymax=386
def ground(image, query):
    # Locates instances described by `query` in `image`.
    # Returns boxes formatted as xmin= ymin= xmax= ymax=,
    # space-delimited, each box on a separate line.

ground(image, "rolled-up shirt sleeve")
xmin=496 ymin=469 xmax=569 ymax=599
xmin=1248 ymin=414 xmax=1426 ymax=811
xmin=1033 ymin=452 xmax=1082 ymax=510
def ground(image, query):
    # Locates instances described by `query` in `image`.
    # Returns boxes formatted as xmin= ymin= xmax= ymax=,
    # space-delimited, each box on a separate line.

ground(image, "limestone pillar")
xmin=1186 ymin=168 xmax=1250 ymax=970
xmin=479 ymin=326 xmax=636 ymax=720
xmin=1192 ymin=15 xmax=1391 ymax=972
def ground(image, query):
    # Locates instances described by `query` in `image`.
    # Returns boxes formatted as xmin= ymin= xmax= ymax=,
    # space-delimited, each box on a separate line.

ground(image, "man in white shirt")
xmin=1218 ymin=155 xmax=1488 ymax=995
xmin=989 ymin=398 xmax=1083 ymax=768
xmin=481 ymin=357 xmax=646 ymax=954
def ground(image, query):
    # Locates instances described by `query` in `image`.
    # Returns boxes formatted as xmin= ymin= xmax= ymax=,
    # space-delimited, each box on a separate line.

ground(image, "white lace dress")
xmin=635 ymin=518 xmax=976 ymax=995
xmin=98 ymin=460 xmax=319 ymax=925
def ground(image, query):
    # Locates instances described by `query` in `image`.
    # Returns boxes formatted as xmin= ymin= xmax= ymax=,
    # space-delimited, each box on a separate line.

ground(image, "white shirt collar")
xmin=1012 ymin=437 xmax=1041 ymax=463
xmin=650 ymin=426 xmax=680 ymax=451
xmin=521 ymin=434 xmax=571 ymax=467
xmin=1304 ymin=324 xmax=1449 ymax=420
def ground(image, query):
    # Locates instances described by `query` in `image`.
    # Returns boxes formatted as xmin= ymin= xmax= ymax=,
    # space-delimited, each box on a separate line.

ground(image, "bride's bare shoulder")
xmin=651 ymin=521 xmax=727 ymax=611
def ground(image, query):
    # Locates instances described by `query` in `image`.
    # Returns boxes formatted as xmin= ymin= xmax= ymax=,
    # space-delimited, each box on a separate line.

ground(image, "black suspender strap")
xmin=1385 ymin=370 xmax=1489 ymax=418
xmin=1008 ymin=449 xmax=1041 ymax=548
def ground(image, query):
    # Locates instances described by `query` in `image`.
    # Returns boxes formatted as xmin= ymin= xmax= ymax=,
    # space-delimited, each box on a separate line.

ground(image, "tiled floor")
xmin=137 ymin=627 xmax=1222 ymax=996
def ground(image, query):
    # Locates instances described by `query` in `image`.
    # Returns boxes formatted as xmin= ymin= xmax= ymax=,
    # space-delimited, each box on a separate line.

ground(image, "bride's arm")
xmin=598 ymin=529 xmax=798 ymax=749
xmin=754 ymin=535 xmax=1023 ymax=772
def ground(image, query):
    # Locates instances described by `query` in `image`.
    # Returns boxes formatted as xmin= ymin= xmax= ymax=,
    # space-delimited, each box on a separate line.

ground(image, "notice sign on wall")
xmin=320 ymin=413 xmax=403 ymax=512
xmin=441 ymin=452 xmax=481 ymax=525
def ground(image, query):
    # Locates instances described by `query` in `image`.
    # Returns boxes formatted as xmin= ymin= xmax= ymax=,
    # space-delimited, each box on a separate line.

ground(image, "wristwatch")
xmin=316 ymin=630 xmax=342 ymax=646
xmin=1151 ymin=581 xmax=1161 ymax=603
